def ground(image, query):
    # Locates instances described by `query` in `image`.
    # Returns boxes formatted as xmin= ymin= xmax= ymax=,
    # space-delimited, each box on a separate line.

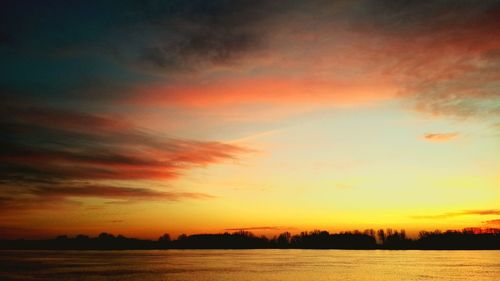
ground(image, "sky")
xmin=0 ymin=0 xmax=499 ymax=239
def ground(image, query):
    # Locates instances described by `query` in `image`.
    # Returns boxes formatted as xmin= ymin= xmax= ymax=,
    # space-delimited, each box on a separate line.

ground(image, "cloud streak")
xmin=224 ymin=226 xmax=296 ymax=232
xmin=30 ymin=185 xmax=215 ymax=201
xmin=423 ymin=133 xmax=459 ymax=142
xmin=119 ymin=1 xmax=500 ymax=122
xmin=0 ymin=103 xmax=245 ymax=211
xmin=483 ymin=219 xmax=500 ymax=227
xmin=411 ymin=209 xmax=500 ymax=219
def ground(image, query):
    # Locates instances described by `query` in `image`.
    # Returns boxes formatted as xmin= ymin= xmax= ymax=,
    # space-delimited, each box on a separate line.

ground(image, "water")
xmin=0 ymin=250 xmax=498 ymax=281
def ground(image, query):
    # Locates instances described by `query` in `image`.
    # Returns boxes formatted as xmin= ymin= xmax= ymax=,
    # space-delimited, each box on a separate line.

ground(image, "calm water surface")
xmin=1 ymin=250 xmax=498 ymax=281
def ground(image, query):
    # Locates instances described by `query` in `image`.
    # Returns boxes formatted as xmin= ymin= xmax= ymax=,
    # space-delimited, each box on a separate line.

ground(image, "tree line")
xmin=1 ymin=228 xmax=498 ymax=250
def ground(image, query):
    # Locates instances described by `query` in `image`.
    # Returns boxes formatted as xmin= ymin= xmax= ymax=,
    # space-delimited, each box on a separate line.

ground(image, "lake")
xmin=1 ymin=250 xmax=499 ymax=280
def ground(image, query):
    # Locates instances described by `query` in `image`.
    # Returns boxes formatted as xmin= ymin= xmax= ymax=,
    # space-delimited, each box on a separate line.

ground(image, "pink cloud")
xmin=423 ymin=133 xmax=459 ymax=142
xmin=127 ymin=75 xmax=397 ymax=108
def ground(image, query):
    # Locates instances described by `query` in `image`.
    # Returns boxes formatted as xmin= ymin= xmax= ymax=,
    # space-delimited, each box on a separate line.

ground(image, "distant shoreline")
xmin=2 ymin=228 xmax=499 ymax=250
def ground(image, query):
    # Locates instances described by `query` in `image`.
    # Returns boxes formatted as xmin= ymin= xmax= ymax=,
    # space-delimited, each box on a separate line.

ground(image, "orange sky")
xmin=0 ymin=1 xmax=499 ymax=239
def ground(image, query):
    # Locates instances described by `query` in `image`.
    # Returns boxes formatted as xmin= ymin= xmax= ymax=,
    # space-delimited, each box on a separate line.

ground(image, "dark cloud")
xmin=0 ymin=184 xmax=215 ymax=211
xmin=0 ymin=0 xmax=274 ymax=72
xmin=29 ymin=184 xmax=215 ymax=201
xmin=0 ymin=0 xmax=283 ymax=109
xmin=352 ymin=0 xmax=500 ymax=33
xmin=136 ymin=4 xmax=261 ymax=70
xmin=116 ymin=0 xmax=280 ymax=74
xmin=0 ymin=195 xmax=83 ymax=212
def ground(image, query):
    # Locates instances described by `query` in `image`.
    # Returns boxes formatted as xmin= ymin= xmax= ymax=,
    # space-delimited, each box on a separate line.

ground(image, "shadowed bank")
xmin=1 ymin=228 xmax=499 ymax=250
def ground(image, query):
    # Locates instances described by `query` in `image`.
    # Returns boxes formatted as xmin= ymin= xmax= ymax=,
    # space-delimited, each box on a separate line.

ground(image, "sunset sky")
xmin=1 ymin=0 xmax=499 ymax=239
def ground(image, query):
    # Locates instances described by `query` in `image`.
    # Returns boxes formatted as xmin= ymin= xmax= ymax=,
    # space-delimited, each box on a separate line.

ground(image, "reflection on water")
xmin=1 ymin=250 xmax=499 ymax=280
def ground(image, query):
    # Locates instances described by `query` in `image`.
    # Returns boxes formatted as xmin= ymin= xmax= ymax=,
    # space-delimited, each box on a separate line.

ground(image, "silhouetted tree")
xmin=276 ymin=232 xmax=291 ymax=248
xmin=158 ymin=233 xmax=171 ymax=249
xmin=0 ymin=228 xmax=498 ymax=250
xmin=384 ymin=229 xmax=413 ymax=249
xmin=377 ymin=229 xmax=386 ymax=244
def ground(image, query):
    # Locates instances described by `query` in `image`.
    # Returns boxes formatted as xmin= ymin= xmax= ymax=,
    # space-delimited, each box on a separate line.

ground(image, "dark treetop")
xmin=1 ymin=228 xmax=499 ymax=250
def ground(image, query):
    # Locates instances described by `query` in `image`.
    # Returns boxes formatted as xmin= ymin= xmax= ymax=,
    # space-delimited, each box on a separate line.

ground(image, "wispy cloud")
xmin=224 ymin=226 xmax=296 ymax=232
xmin=30 ymin=184 xmax=215 ymax=201
xmin=411 ymin=209 xmax=500 ymax=219
xmin=423 ymin=133 xmax=459 ymax=142
xmin=121 ymin=1 xmax=500 ymax=121
xmin=3 ymin=1 xmax=498 ymax=119
xmin=483 ymin=219 xmax=500 ymax=227
xmin=0 ymin=104 xmax=244 ymax=211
